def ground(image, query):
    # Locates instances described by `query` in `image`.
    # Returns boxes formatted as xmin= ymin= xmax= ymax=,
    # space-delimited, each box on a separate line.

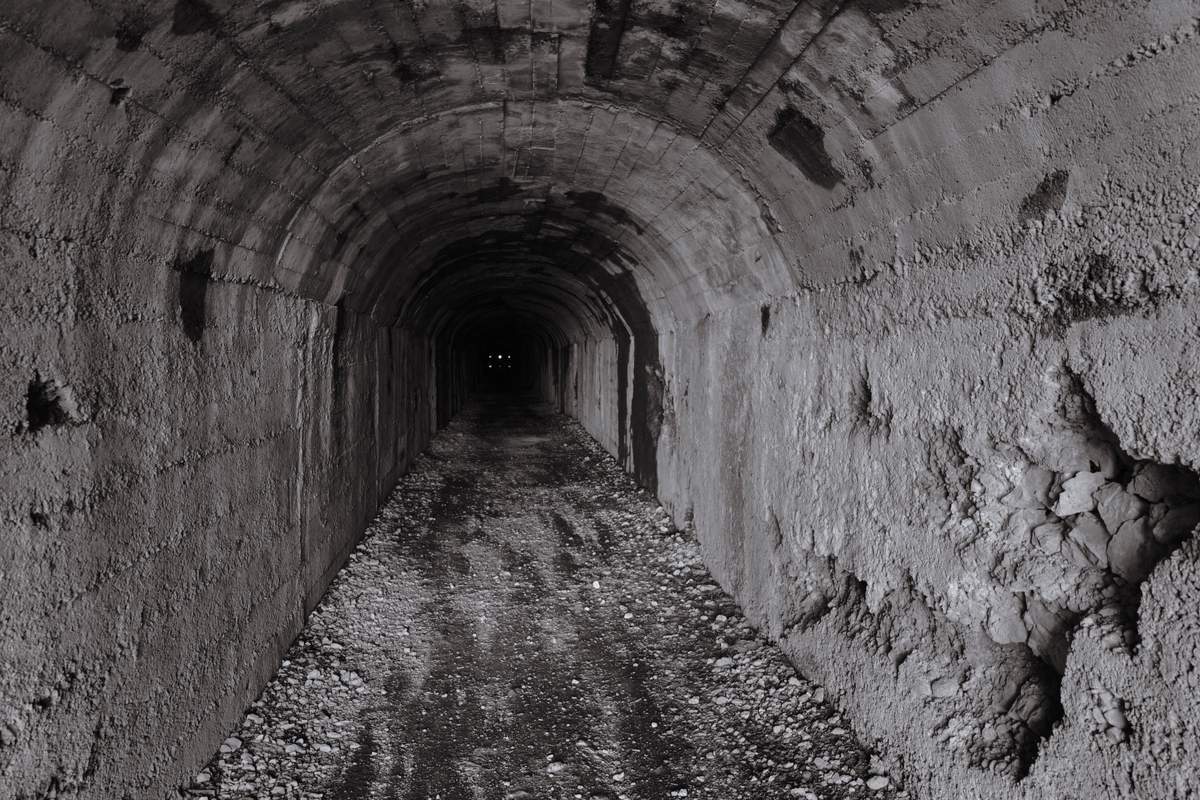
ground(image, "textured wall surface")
xmin=0 ymin=0 xmax=1197 ymax=797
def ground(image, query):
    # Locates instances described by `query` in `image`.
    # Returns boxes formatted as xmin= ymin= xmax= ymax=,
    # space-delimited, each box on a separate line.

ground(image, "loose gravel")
xmin=183 ymin=397 xmax=905 ymax=800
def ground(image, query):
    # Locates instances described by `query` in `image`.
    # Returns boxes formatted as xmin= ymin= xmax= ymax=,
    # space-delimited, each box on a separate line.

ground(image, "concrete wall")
xmin=1 ymin=238 xmax=433 ymax=797
xmin=0 ymin=100 xmax=435 ymax=795
xmin=649 ymin=3 xmax=1200 ymax=796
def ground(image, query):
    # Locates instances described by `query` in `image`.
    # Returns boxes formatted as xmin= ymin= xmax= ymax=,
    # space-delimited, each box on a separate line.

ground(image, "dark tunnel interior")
xmin=386 ymin=189 xmax=676 ymax=490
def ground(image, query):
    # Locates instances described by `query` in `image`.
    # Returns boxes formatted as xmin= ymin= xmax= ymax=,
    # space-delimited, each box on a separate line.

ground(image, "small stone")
xmin=867 ymin=776 xmax=889 ymax=790
xmin=1095 ymin=484 xmax=1147 ymax=534
xmin=1055 ymin=472 xmax=1108 ymax=516
xmin=930 ymin=675 xmax=961 ymax=698
xmin=1062 ymin=536 xmax=1096 ymax=569
xmin=1002 ymin=467 xmax=1054 ymax=508
xmin=1068 ymin=512 xmax=1111 ymax=567
xmin=988 ymin=590 xmax=1029 ymax=644
xmin=1108 ymin=517 xmax=1157 ymax=581
xmin=1031 ymin=521 xmax=1066 ymax=553
xmin=1102 ymin=705 xmax=1128 ymax=729
xmin=1151 ymin=503 xmax=1200 ymax=544
xmin=220 ymin=737 xmax=242 ymax=753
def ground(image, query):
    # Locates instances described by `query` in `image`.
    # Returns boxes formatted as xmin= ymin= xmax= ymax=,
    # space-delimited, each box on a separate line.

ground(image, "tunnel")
xmin=2 ymin=0 xmax=1200 ymax=797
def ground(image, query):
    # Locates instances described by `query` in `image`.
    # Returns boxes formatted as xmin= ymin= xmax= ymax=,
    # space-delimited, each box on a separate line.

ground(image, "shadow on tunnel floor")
xmin=189 ymin=402 xmax=900 ymax=800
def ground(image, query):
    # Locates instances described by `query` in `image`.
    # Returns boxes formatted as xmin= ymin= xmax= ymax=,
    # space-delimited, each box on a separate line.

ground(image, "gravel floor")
xmin=184 ymin=397 xmax=905 ymax=800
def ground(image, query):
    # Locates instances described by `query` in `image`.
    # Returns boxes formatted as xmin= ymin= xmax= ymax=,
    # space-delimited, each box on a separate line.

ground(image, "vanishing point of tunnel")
xmin=2 ymin=0 xmax=1200 ymax=798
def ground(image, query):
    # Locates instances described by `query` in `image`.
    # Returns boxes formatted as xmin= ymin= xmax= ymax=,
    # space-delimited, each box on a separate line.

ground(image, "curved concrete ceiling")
xmin=2 ymin=0 xmax=1068 ymax=338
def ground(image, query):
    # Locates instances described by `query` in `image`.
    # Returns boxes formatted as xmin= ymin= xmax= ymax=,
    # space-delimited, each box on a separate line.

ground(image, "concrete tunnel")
xmin=3 ymin=0 xmax=1200 ymax=797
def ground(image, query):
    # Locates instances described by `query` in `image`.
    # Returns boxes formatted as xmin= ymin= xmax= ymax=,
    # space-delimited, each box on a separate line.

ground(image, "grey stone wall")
xmin=652 ymin=3 xmax=1200 ymax=794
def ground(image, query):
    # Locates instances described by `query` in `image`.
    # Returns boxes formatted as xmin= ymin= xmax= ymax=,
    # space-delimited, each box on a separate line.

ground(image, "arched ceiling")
xmin=283 ymin=103 xmax=789 ymax=330
xmin=1 ymin=0 xmax=1088 ymax=337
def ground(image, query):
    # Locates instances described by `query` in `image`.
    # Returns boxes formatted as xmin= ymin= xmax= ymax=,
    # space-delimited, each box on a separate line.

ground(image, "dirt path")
xmin=187 ymin=397 xmax=903 ymax=800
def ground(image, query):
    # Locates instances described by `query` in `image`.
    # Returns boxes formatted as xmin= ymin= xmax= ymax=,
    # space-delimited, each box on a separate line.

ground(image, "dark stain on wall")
xmin=175 ymin=249 xmax=214 ymax=343
xmin=475 ymin=178 xmax=524 ymax=204
xmin=171 ymin=0 xmax=220 ymax=36
xmin=606 ymin=267 xmax=662 ymax=493
xmin=615 ymin=323 xmax=631 ymax=468
xmin=854 ymin=0 xmax=920 ymax=14
xmin=332 ymin=298 xmax=351 ymax=435
xmin=566 ymin=191 xmax=644 ymax=235
xmin=1019 ymin=170 xmax=1070 ymax=222
xmin=461 ymin=26 xmax=558 ymax=64
xmin=680 ymin=48 xmax=726 ymax=76
xmin=461 ymin=25 xmax=509 ymax=64
xmin=585 ymin=0 xmax=633 ymax=82
xmin=768 ymin=107 xmax=844 ymax=190
xmin=642 ymin=2 xmax=704 ymax=40
xmin=638 ymin=358 xmax=665 ymax=481
xmin=392 ymin=43 xmax=439 ymax=83
xmin=114 ymin=14 xmax=151 ymax=51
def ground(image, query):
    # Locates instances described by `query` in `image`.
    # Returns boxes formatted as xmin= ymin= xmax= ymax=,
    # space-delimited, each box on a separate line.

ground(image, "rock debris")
xmin=185 ymin=399 xmax=900 ymax=800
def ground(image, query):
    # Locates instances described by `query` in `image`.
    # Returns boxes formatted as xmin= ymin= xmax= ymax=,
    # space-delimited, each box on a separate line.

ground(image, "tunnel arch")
xmin=3 ymin=1 xmax=1200 ymax=799
xmin=274 ymin=101 xmax=795 ymax=330
xmin=267 ymin=100 xmax=796 ymax=490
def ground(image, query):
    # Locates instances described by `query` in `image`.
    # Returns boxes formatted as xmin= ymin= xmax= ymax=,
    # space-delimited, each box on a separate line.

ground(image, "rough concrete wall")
xmin=567 ymin=336 xmax=625 ymax=469
xmin=0 ymin=0 xmax=450 ymax=790
xmin=652 ymin=4 xmax=1200 ymax=797
xmin=0 ymin=239 xmax=432 ymax=798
